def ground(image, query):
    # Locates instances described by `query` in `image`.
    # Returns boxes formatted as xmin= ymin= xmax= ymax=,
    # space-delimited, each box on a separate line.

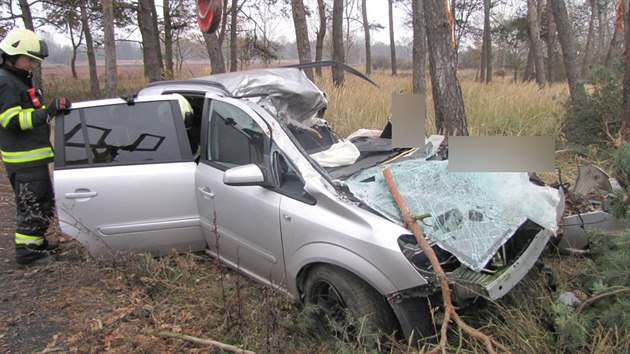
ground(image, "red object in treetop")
xmin=197 ymin=0 xmax=223 ymax=34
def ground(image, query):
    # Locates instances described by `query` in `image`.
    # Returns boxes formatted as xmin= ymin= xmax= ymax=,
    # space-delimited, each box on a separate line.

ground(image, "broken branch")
xmin=382 ymin=167 xmax=508 ymax=354
xmin=158 ymin=331 xmax=255 ymax=354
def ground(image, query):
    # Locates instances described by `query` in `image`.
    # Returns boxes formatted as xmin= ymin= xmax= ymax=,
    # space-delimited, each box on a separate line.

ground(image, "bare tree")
xmin=138 ymin=0 xmax=162 ymax=82
xmin=546 ymin=0 xmax=557 ymax=83
xmin=229 ymin=0 xmax=239 ymax=72
xmin=163 ymin=0 xmax=174 ymax=79
xmin=480 ymin=0 xmax=492 ymax=83
xmin=103 ymin=0 xmax=117 ymax=97
xmin=361 ymin=0 xmax=371 ymax=75
xmin=332 ymin=0 xmax=345 ymax=86
xmin=291 ymin=0 xmax=313 ymax=80
xmin=315 ymin=0 xmax=326 ymax=76
xmin=203 ymin=31 xmax=226 ymax=74
xmin=423 ymin=0 xmax=469 ymax=135
xmin=551 ymin=0 xmax=586 ymax=102
xmin=388 ymin=0 xmax=397 ymax=75
xmin=527 ymin=0 xmax=546 ymax=88
xmin=80 ymin=0 xmax=100 ymax=96
xmin=412 ymin=0 xmax=426 ymax=94
xmin=581 ymin=0 xmax=597 ymax=79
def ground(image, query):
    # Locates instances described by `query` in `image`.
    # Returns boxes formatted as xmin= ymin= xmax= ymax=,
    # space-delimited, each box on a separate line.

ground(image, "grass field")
xmin=34 ymin=63 xmax=629 ymax=353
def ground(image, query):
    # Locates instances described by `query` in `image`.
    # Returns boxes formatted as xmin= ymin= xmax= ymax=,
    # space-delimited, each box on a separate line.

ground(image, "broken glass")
xmin=345 ymin=160 xmax=563 ymax=271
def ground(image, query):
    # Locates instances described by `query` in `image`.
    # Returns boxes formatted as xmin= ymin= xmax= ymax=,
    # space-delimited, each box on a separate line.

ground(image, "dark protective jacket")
xmin=0 ymin=64 xmax=52 ymax=175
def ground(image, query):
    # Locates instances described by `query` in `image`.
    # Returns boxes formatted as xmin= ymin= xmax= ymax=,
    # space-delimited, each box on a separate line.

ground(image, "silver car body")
xmin=53 ymin=68 xmax=562 ymax=338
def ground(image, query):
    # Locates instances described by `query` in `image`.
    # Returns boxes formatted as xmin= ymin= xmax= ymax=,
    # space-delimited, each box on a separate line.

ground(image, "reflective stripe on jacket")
xmin=0 ymin=66 xmax=53 ymax=173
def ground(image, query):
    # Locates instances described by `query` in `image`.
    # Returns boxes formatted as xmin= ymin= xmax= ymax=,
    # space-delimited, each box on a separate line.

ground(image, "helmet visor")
xmin=27 ymin=40 xmax=48 ymax=60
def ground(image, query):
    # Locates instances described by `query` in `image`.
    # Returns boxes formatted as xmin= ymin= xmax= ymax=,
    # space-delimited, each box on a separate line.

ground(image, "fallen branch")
xmin=576 ymin=286 xmax=630 ymax=315
xmin=158 ymin=331 xmax=255 ymax=354
xmin=383 ymin=167 xmax=508 ymax=354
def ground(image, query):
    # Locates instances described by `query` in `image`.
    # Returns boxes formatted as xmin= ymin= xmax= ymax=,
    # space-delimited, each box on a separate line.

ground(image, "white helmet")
xmin=0 ymin=28 xmax=48 ymax=61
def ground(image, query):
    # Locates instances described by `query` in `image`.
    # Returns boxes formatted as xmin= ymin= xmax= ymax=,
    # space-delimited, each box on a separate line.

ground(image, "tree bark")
xmin=291 ymin=0 xmax=314 ymax=80
xmin=482 ymin=0 xmax=492 ymax=83
xmin=581 ymin=0 xmax=596 ymax=79
xmin=546 ymin=0 xmax=557 ymax=83
xmin=103 ymin=0 xmax=117 ymax=97
xmin=80 ymin=0 xmax=100 ymax=96
xmin=229 ymin=0 xmax=239 ymax=72
xmin=388 ymin=0 xmax=397 ymax=75
xmin=332 ymin=0 xmax=345 ymax=86
xmin=551 ymin=0 xmax=586 ymax=102
xmin=204 ymin=32 xmax=226 ymax=74
xmin=423 ymin=0 xmax=469 ymax=136
xmin=527 ymin=0 xmax=546 ymax=88
xmin=362 ymin=0 xmax=371 ymax=75
xmin=523 ymin=43 xmax=535 ymax=82
xmin=138 ymin=0 xmax=162 ymax=82
xmin=315 ymin=0 xmax=326 ymax=77
xmin=412 ymin=0 xmax=426 ymax=94
xmin=163 ymin=0 xmax=174 ymax=79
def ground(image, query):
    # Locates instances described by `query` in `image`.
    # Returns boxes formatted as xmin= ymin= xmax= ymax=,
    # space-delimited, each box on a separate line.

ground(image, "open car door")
xmin=53 ymin=96 xmax=206 ymax=257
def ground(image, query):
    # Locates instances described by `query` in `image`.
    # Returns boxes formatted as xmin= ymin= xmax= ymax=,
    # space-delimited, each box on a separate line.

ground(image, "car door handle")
xmin=198 ymin=187 xmax=215 ymax=199
xmin=65 ymin=190 xmax=98 ymax=199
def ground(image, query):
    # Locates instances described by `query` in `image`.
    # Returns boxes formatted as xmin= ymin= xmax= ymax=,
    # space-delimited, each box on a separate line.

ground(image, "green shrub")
xmin=562 ymin=66 xmax=623 ymax=147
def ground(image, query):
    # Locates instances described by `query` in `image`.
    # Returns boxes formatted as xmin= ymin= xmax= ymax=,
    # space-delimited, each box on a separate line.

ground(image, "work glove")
xmin=47 ymin=97 xmax=72 ymax=117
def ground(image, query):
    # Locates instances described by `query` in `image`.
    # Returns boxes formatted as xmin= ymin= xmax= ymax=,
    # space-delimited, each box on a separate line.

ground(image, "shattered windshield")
xmin=345 ymin=159 xmax=564 ymax=271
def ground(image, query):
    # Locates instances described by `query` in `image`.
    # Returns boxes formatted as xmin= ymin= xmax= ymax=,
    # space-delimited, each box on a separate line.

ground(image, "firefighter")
xmin=0 ymin=28 xmax=71 ymax=266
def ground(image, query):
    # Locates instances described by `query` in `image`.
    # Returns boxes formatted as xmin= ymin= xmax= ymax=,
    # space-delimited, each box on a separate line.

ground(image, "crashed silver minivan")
xmin=53 ymin=66 xmax=564 ymax=339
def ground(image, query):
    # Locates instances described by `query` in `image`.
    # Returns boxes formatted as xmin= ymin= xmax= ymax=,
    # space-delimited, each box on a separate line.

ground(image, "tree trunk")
xmin=315 ymin=0 xmax=326 ymax=77
xmin=605 ymin=24 xmax=620 ymax=68
xmin=546 ymin=0 xmax=557 ymax=83
xmin=523 ymin=43 xmax=535 ymax=81
xmin=527 ymin=0 xmax=546 ymax=88
xmin=362 ymin=0 xmax=371 ymax=75
xmin=551 ymin=0 xmax=586 ymax=102
xmin=412 ymin=0 xmax=426 ymax=94
xmin=163 ymin=0 xmax=174 ymax=79
xmin=423 ymin=0 xmax=469 ymax=136
xmin=204 ymin=32 xmax=226 ymax=74
xmin=291 ymin=0 xmax=314 ymax=80
xmin=332 ymin=0 xmax=345 ymax=86
xmin=80 ymin=0 xmax=100 ymax=97
xmin=138 ymin=0 xmax=162 ymax=82
xmin=229 ymin=0 xmax=239 ymax=72
xmin=483 ymin=0 xmax=492 ymax=83
xmin=581 ymin=0 xmax=596 ymax=79
xmin=388 ymin=0 xmax=397 ymax=75
xmin=150 ymin=1 xmax=163 ymax=75
xmin=103 ymin=0 xmax=117 ymax=97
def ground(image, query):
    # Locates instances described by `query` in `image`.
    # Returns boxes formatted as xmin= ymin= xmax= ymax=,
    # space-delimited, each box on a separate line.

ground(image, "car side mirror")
xmin=223 ymin=164 xmax=267 ymax=186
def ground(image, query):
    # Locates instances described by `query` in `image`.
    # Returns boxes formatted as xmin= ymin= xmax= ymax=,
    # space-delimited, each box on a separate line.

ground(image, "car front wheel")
xmin=303 ymin=264 xmax=398 ymax=336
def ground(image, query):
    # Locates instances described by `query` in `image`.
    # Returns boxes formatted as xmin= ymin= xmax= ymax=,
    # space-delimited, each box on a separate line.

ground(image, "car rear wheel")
xmin=303 ymin=264 xmax=398 ymax=336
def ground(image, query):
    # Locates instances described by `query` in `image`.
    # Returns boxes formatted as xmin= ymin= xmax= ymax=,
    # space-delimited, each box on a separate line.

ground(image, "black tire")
xmin=303 ymin=264 xmax=398 ymax=336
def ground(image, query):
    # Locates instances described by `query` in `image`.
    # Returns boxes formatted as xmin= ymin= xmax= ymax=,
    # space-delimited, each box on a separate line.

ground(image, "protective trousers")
xmin=9 ymin=165 xmax=54 ymax=263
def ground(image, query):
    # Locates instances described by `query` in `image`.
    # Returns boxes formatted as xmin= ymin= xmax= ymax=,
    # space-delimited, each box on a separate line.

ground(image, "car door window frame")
xmin=54 ymin=97 xmax=193 ymax=169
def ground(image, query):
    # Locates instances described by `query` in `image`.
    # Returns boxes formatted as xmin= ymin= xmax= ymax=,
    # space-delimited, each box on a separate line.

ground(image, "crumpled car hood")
xmin=345 ymin=159 xmax=564 ymax=272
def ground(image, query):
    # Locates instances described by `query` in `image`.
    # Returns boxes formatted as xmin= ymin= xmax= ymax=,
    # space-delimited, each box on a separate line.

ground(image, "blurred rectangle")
xmin=392 ymin=94 xmax=425 ymax=148
xmin=448 ymin=136 xmax=555 ymax=172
